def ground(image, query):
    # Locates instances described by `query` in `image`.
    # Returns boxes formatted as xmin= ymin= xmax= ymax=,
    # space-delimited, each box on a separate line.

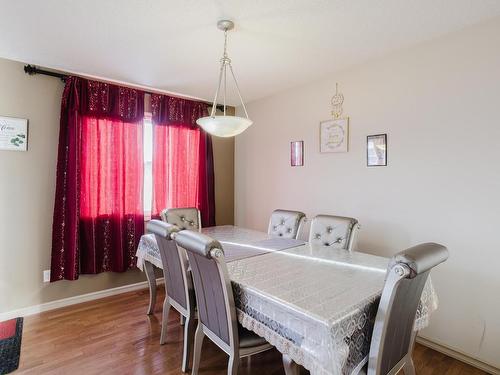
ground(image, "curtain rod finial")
xmin=24 ymin=64 xmax=37 ymax=75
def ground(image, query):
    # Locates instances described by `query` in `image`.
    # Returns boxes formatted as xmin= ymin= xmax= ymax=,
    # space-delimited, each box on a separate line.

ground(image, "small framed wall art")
xmin=0 ymin=116 xmax=28 ymax=151
xmin=320 ymin=118 xmax=349 ymax=153
xmin=367 ymin=134 xmax=387 ymax=166
xmin=290 ymin=141 xmax=304 ymax=166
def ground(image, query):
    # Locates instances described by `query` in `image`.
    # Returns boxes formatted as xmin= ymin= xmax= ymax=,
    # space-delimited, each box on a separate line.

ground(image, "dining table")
xmin=135 ymin=225 xmax=438 ymax=375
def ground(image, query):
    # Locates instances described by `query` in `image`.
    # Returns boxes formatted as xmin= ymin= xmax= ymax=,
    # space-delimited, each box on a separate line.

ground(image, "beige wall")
xmin=235 ymin=18 xmax=500 ymax=369
xmin=213 ymin=106 xmax=235 ymax=225
xmin=0 ymin=57 xmax=234 ymax=313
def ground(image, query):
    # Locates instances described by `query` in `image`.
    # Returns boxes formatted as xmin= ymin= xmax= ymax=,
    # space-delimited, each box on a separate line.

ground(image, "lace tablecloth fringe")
xmin=136 ymin=234 xmax=163 ymax=271
xmin=237 ymin=310 xmax=335 ymax=375
xmin=136 ymin=253 xmax=163 ymax=271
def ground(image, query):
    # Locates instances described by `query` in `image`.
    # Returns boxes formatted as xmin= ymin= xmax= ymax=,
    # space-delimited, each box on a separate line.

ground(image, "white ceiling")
xmin=1 ymin=0 xmax=500 ymax=105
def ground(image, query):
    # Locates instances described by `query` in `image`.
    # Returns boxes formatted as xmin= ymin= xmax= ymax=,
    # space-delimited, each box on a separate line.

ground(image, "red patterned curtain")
xmin=51 ymin=77 xmax=145 ymax=281
xmin=151 ymin=94 xmax=215 ymax=227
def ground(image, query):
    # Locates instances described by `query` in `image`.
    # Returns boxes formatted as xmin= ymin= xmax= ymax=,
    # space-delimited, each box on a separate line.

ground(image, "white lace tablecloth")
xmin=136 ymin=226 xmax=438 ymax=375
xmin=136 ymin=233 xmax=163 ymax=270
xmin=135 ymin=225 xmax=305 ymax=270
xmin=229 ymin=245 xmax=437 ymax=375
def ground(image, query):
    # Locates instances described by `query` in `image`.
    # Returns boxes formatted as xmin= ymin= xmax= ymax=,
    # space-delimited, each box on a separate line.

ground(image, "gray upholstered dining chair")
xmin=308 ymin=214 xmax=359 ymax=251
xmin=161 ymin=207 xmax=202 ymax=231
xmin=268 ymin=209 xmax=306 ymax=239
xmin=359 ymin=242 xmax=449 ymax=375
xmin=160 ymin=207 xmax=200 ymax=327
xmin=147 ymin=220 xmax=196 ymax=373
xmin=283 ymin=242 xmax=449 ymax=375
xmin=174 ymin=230 xmax=274 ymax=375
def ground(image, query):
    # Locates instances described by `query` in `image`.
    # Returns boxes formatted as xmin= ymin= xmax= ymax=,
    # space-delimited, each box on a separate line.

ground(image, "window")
xmin=143 ymin=114 xmax=153 ymax=218
xmin=141 ymin=110 xmax=214 ymax=225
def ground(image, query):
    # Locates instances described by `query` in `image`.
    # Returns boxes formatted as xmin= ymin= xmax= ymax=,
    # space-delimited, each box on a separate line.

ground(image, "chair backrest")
xmin=308 ymin=214 xmax=359 ymax=250
xmin=268 ymin=209 xmax=306 ymax=239
xmin=368 ymin=243 xmax=449 ymax=375
xmin=160 ymin=207 xmax=201 ymax=231
xmin=147 ymin=220 xmax=194 ymax=313
xmin=174 ymin=230 xmax=238 ymax=350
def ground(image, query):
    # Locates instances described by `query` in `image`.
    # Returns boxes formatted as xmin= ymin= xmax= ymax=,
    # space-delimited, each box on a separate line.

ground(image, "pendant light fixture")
xmin=196 ymin=20 xmax=253 ymax=137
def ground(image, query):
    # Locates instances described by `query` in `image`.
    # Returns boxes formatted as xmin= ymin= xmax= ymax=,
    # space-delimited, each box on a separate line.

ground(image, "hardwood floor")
xmin=16 ymin=288 xmax=488 ymax=375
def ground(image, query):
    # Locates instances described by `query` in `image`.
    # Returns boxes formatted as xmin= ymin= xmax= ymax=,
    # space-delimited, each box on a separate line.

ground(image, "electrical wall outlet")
xmin=43 ymin=270 xmax=51 ymax=283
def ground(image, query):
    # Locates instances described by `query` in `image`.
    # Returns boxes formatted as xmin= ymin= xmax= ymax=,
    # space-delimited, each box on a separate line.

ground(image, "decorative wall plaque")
xmin=320 ymin=118 xmax=349 ymax=153
xmin=291 ymin=141 xmax=304 ymax=166
xmin=0 ymin=116 xmax=28 ymax=151
xmin=367 ymin=134 xmax=387 ymax=166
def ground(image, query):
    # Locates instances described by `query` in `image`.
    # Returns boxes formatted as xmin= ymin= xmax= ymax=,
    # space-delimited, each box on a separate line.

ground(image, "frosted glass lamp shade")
xmin=196 ymin=116 xmax=253 ymax=137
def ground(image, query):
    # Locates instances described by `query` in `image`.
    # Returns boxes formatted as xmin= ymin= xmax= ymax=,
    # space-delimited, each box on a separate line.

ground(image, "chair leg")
xmin=143 ymin=261 xmax=157 ymax=315
xmin=191 ymin=324 xmax=205 ymax=375
xmin=228 ymin=353 xmax=240 ymax=375
xmin=409 ymin=330 xmax=418 ymax=353
xmin=403 ymin=358 xmax=416 ymax=375
xmin=159 ymin=298 xmax=171 ymax=345
xmin=181 ymin=314 xmax=196 ymax=372
xmin=282 ymin=354 xmax=300 ymax=375
xmin=404 ymin=330 xmax=418 ymax=375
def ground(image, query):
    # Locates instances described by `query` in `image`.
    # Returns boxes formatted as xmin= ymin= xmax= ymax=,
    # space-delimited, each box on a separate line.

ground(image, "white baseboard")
xmin=417 ymin=336 xmax=500 ymax=375
xmin=0 ymin=278 xmax=164 ymax=322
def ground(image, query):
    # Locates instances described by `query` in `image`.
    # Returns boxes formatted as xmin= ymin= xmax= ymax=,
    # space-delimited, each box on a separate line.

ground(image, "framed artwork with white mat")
xmin=0 ymin=116 xmax=28 ymax=151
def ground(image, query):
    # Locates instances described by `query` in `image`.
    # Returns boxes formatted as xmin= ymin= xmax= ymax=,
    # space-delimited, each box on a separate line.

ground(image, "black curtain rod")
xmin=23 ymin=64 xmax=224 ymax=111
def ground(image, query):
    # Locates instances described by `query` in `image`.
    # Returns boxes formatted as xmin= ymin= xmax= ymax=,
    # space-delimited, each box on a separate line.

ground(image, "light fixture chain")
xmin=223 ymin=59 xmax=227 ymax=115
xmin=224 ymin=30 xmax=228 ymax=58
xmin=223 ymin=30 xmax=228 ymax=115
xmin=208 ymin=20 xmax=250 ymax=121
xmin=210 ymin=61 xmax=225 ymax=116
xmin=228 ymin=64 xmax=250 ymax=119
xmin=197 ymin=20 xmax=252 ymax=137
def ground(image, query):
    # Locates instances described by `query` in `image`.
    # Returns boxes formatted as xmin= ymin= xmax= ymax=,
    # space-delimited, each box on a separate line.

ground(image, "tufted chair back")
xmin=160 ymin=207 xmax=201 ymax=231
xmin=367 ymin=243 xmax=448 ymax=375
xmin=308 ymin=214 xmax=359 ymax=251
xmin=268 ymin=209 xmax=306 ymax=239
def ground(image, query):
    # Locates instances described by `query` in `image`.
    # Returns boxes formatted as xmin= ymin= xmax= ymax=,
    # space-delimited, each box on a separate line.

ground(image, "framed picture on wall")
xmin=320 ymin=118 xmax=349 ymax=153
xmin=0 ymin=116 xmax=28 ymax=152
xmin=367 ymin=134 xmax=387 ymax=166
xmin=290 ymin=141 xmax=304 ymax=166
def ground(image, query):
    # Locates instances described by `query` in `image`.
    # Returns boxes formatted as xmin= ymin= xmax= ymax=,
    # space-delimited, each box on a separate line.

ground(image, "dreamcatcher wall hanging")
xmin=320 ymin=83 xmax=349 ymax=153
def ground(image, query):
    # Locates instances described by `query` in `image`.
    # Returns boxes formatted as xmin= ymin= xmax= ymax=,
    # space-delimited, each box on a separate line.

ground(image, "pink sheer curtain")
xmin=79 ymin=117 xmax=144 ymax=274
xmin=151 ymin=94 xmax=215 ymax=226
xmin=152 ymin=125 xmax=200 ymax=215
